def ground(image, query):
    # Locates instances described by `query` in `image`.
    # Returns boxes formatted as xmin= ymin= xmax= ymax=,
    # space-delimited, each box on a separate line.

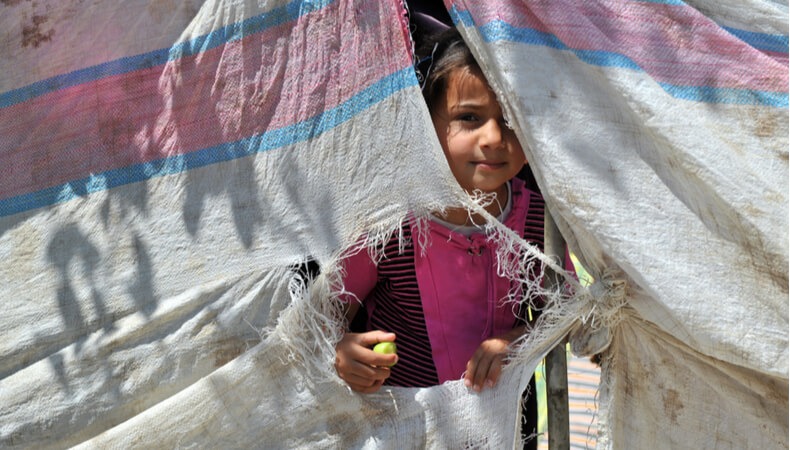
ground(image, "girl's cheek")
xmin=507 ymin=137 xmax=524 ymax=152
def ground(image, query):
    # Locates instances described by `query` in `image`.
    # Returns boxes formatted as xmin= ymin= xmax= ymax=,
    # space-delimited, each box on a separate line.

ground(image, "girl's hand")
xmin=464 ymin=326 xmax=526 ymax=393
xmin=335 ymin=330 xmax=398 ymax=393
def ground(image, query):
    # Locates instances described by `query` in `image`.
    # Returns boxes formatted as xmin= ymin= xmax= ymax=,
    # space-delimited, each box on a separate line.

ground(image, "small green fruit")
xmin=372 ymin=342 xmax=397 ymax=366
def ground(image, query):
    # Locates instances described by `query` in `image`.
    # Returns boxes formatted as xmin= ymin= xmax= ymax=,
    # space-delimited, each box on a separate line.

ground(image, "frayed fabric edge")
xmin=263 ymin=197 xmax=626 ymax=446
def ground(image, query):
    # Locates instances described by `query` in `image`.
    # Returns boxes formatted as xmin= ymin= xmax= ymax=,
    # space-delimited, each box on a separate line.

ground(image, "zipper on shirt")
xmin=468 ymin=235 xmax=495 ymax=338
xmin=484 ymin=246 xmax=496 ymax=339
xmin=467 ymin=237 xmax=484 ymax=256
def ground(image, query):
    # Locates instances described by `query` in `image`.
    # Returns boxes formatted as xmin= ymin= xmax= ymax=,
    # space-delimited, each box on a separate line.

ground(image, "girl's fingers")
xmin=468 ymin=355 xmax=502 ymax=392
xmin=466 ymin=338 xmax=509 ymax=392
xmin=464 ymin=352 xmax=480 ymax=390
xmin=343 ymin=369 xmax=388 ymax=388
xmin=341 ymin=360 xmax=389 ymax=393
xmin=347 ymin=379 xmax=384 ymax=394
xmin=466 ymin=352 xmax=492 ymax=392
xmin=337 ymin=352 xmax=390 ymax=382
xmin=335 ymin=331 xmax=395 ymax=393
xmin=347 ymin=360 xmax=391 ymax=381
xmin=356 ymin=330 xmax=396 ymax=347
xmin=484 ymin=355 xmax=503 ymax=387
xmin=352 ymin=331 xmax=398 ymax=367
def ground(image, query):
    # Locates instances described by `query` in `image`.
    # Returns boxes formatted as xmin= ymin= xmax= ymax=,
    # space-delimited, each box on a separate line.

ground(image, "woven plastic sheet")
xmin=0 ymin=0 xmax=497 ymax=447
xmin=450 ymin=0 xmax=788 ymax=448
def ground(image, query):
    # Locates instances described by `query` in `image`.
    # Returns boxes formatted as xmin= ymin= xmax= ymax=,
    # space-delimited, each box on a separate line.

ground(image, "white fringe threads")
xmin=262 ymin=194 xmax=628 ymax=449
xmin=273 ymin=189 xmax=629 ymax=375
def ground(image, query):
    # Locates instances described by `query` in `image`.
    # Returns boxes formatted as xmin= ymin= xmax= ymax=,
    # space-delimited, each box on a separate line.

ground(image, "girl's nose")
xmin=480 ymin=118 xmax=504 ymax=149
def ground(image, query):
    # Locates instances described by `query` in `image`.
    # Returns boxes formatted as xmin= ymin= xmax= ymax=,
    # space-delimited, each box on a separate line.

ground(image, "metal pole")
xmin=544 ymin=208 xmax=570 ymax=450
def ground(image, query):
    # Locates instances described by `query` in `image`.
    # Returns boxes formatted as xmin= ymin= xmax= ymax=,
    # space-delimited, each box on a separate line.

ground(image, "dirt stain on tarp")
xmin=22 ymin=14 xmax=54 ymax=48
xmin=2 ymin=0 xmax=27 ymax=6
xmin=662 ymin=388 xmax=685 ymax=424
xmin=213 ymin=338 xmax=247 ymax=367
xmin=147 ymin=0 xmax=177 ymax=19
xmin=754 ymin=112 xmax=777 ymax=138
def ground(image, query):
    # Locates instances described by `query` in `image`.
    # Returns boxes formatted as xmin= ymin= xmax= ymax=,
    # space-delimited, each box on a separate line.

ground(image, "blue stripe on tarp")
xmin=449 ymin=7 xmax=788 ymax=108
xmin=0 ymin=66 xmax=417 ymax=217
xmin=628 ymin=1 xmax=789 ymax=54
xmin=0 ymin=0 xmax=334 ymax=109
xmin=480 ymin=21 xmax=643 ymax=71
xmin=724 ymin=26 xmax=789 ymax=54
xmin=660 ymin=82 xmax=788 ymax=107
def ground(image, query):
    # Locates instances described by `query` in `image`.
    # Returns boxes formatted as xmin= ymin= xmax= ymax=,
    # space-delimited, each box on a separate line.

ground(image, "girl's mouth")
xmin=473 ymin=161 xmax=506 ymax=170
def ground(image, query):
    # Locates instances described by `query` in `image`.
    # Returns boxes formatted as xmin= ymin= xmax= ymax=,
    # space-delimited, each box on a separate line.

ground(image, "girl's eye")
xmin=457 ymin=114 xmax=478 ymax=122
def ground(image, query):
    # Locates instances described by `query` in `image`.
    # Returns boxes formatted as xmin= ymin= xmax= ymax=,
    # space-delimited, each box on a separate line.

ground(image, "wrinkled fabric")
xmin=449 ymin=0 xmax=788 ymax=448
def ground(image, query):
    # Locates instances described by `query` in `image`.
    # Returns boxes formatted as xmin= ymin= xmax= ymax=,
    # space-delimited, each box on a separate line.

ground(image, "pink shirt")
xmin=341 ymin=178 xmax=543 ymax=384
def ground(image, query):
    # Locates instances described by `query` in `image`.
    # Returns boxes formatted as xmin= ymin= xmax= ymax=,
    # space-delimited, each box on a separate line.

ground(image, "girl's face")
xmin=431 ymin=67 xmax=526 ymax=199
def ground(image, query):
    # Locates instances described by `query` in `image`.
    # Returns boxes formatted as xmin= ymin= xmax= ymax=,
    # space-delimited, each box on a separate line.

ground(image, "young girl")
xmin=334 ymin=28 xmax=544 ymax=399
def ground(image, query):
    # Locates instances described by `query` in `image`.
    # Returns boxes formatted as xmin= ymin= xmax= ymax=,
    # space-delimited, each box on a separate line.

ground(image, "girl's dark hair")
xmin=416 ymin=28 xmax=481 ymax=112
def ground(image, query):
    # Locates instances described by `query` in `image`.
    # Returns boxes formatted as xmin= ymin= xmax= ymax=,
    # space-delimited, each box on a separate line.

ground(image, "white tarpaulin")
xmin=450 ymin=1 xmax=788 ymax=447
xmin=1 ymin=0 xmax=786 ymax=448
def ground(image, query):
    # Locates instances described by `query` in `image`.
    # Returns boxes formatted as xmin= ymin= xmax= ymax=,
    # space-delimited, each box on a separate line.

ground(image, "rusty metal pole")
xmin=544 ymin=208 xmax=570 ymax=450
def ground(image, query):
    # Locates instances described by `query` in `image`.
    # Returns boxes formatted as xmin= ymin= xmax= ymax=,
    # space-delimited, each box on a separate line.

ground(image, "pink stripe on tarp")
xmin=0 ymin=0 xmax=412 ymax=200
xmin=448 ymin=0 xmax=787 ymax=93
xmin=762 ymin=51 xmax=788 ymax=66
